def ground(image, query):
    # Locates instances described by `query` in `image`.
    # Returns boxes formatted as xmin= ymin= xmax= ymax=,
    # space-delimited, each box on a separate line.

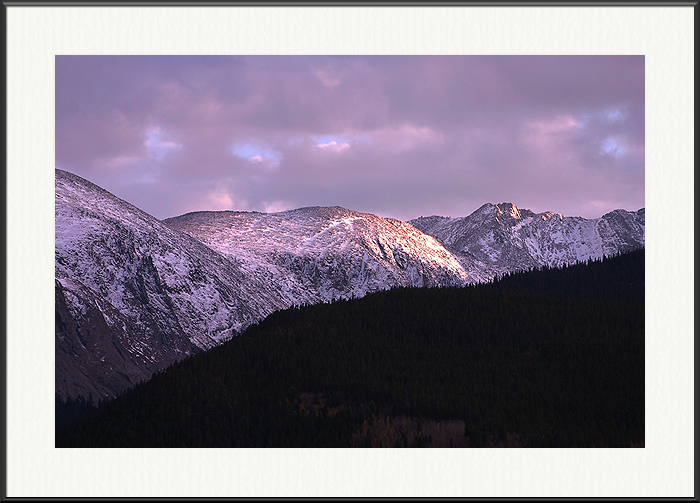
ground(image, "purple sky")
xmin=56 ymin=55 xmax=644 ymax=221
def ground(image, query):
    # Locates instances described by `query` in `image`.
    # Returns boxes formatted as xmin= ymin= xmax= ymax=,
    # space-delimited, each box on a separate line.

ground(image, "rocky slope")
xmin=55 ymin=169 xmax=289 ymax=402
xmin=410 ymin=202 xmax=645 ymax=280
xmin=56 ymin=170 xmax=644 ymax=403
xmin=163 ymin=207 xmax=469 ymax=305
xmin=56 ymin=171 xmax=469 ymax=402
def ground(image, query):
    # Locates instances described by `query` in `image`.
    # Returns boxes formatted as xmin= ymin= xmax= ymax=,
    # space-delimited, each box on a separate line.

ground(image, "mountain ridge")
xmin=409 ymin=201 xmax=644 ymax=280
xmin=163 ymin=204 xmax=469 ymax=305
xmin=56 ymin=170 xmax=468 ymax=401
xmin=55 ymin=169 xmax=645 ymax=402
xmin=56 ymin=169 xmax=291 ymax=402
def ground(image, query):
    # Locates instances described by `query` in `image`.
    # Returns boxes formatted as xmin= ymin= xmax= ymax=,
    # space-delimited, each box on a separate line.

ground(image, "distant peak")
xmin=411 ymin=215 xmax=449 ymax=221
xmin=538 ymin=211 xmax=564 ymax=221
xmin=475 ymin=203 xmax=498 ymax=215
xmin=603 ymin=207 xmax=645 ymax=217
xmin=495 ymin=202 xmax=521 ymax=220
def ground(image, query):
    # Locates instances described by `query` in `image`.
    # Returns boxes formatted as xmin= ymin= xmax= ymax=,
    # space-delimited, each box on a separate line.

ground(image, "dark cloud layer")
xmin=56 ymin=55 xmax=644 ymax=220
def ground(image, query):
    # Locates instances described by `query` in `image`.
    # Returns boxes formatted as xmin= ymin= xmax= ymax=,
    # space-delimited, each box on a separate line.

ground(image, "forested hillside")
xmin=485 ymin=248 xmax=644 ymax=303
xmin=56 ymin=250 xmax=644 ymax=448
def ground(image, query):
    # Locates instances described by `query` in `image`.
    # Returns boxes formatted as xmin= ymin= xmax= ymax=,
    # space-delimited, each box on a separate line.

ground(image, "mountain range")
xmin=409 ymin=202 xmax=645 ymax=280
xmin=55 ymin=169 xmax=644 ymax=402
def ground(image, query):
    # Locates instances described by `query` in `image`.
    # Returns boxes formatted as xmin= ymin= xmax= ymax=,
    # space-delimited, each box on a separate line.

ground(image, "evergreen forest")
xmin=56 ymin=249 xmax=644 ymax=448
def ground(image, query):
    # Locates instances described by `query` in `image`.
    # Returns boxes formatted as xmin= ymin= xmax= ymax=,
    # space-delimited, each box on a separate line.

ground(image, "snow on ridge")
xmin=56 ymin=168 xmax=644 ymax=401
xmin=55 ymin=169 xmax=293 ymax=400
xmin=408 ymin=202 xmax=644 ymax=281
xmin=164 ymin=204 xmax=470 ymax=306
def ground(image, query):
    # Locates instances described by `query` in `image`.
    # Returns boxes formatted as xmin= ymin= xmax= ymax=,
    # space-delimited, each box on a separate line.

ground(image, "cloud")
xmin=94 ymin=155 xmax=142 ymax=169
xmin=262 ymin=200 xmax=290 ymax=213
xmin=370 ymin=124 xmax=445 ymax=152
xmin=603 ymin=108 xmax=625 ymax=123
xmin=317 ymin=141 xmax=351 ymax=153
xmin=183 ymin=185 xmax=249 ymax=214
xmin=519 ymin=115 xmax=581 ymax=163
xmin=144 ymin=128 xmax=182 ymax=160
xmin=205 ymin=188 xmax=235 ymax=210
xmin=55 ymin=56 xmax=644 ymax=221
xmin=316 ymin=70 xmax=340 ymax=88
xmin=600 ymin=136 xmax=627 ymax=158
xmin=231 ymin=142 xmax=282 ymax=168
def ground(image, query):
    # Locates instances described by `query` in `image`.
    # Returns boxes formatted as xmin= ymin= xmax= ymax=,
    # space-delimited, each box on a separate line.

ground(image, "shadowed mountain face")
xmin=409 ymin=202 xmax=645 ymax=280
xmin=56 ymin=170 xmax=644 ymax=403
xmin=55 ymin=169 xmax=290 ymax=402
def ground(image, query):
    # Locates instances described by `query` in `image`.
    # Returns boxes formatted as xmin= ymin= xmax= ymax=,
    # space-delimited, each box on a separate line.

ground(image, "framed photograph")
xmin=4 ymin=3 xmax=694 ymax=498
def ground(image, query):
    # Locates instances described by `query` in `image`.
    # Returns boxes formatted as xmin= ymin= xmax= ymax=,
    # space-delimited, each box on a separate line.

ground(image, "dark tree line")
xmin=485 ymin=248 xmax=645 ymax=303
xmin=56 ymin=249 xmax=644 ymax=447
xmin=55 ymin=394 xmax=99 ymax=429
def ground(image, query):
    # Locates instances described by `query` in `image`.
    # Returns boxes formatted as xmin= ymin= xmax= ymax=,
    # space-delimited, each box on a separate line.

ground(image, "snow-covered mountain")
xmin=55 ymin=169 xmax=290 ymax=402
xmin=56 ymin=170 xmax=644 ymax=403
xmin=409 ymin=202 xmax=645 ymax=280
xmin=163 ymin=207 xmax=468 ymax=305
xmin=56 ymin=170 xmax=467 ymax=402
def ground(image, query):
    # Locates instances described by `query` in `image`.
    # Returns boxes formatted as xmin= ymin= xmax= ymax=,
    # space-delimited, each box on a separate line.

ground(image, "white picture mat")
xmin=5 ymin=5 xmax=694 ymax=498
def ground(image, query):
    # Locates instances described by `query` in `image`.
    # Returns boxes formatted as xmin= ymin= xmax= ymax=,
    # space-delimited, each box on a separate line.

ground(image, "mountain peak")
xmin=495 ymin=202 xmax=522 ymax=220
xmin=56 ymin=169 xmax=645 ymax=404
